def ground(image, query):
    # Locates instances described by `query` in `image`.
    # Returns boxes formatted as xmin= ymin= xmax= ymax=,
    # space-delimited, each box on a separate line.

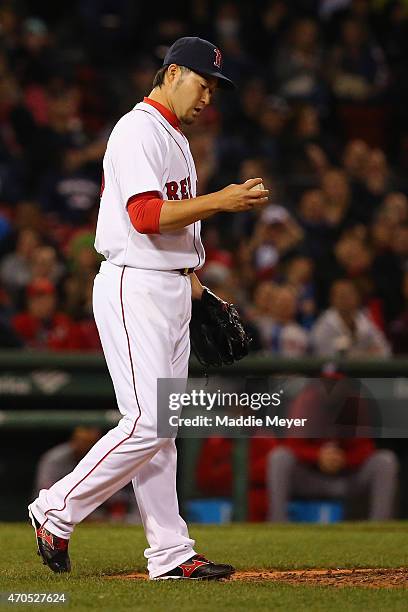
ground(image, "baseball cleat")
xmin=154 ymin=554 xmax=235 ymax=580
xmin=28 ymin=506 xmax=71 ymax=573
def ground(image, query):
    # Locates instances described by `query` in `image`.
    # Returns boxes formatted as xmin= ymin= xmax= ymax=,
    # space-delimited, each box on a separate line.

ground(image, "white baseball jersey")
xmin=95 ymin=100 xmax=205 ymax=270
xmin=30 ymin=100 xmax=204 ymax=579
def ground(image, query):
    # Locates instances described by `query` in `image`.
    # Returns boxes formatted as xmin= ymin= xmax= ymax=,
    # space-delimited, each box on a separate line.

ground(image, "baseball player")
xmin=28 ymin=36 xmax=269 ymax=580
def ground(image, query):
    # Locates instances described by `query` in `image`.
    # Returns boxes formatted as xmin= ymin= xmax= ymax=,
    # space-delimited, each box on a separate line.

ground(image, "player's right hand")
xmin=217 ymin=178 xmax=269 ymax=212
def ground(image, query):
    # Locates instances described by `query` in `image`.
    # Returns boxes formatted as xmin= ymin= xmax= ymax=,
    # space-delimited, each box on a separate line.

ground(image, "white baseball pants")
xmin=30 ymin=260 xmax=196 ymax=578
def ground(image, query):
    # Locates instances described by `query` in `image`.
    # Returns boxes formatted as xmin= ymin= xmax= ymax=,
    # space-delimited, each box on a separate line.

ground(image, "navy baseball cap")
xmin=163 ymin=37 xmax=235 ymax=90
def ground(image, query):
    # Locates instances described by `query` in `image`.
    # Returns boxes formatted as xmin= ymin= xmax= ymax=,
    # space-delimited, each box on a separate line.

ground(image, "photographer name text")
xmin=168 ymin=415 xmax=307 ymax=428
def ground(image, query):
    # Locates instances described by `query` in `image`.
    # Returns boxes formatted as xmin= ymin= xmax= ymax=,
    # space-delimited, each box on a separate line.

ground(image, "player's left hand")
xmin=190 ymin=288 xmax=251 ymax=367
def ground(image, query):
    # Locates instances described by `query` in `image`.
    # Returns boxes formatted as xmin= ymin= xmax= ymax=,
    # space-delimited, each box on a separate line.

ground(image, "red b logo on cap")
xmin=214 ymin=47 xmax=222 ymax=68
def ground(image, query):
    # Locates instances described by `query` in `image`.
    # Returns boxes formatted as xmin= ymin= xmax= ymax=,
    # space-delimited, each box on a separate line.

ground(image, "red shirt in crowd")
xmin=12 ymin=311 xmax=82 ymax=351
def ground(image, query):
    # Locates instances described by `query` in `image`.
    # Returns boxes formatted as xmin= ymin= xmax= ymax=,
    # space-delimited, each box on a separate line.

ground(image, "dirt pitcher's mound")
xmin=231 ymin=568 xmax=408 ymax=588
xmin=113 ymin=567 xmax=408 ymax=588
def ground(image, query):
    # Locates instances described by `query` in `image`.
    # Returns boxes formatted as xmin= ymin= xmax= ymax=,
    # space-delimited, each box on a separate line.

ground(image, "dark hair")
xmin=152 ymin=66 xmax=168 ymax=88
xmin=152 ymin=65 xmax=191 ymax=88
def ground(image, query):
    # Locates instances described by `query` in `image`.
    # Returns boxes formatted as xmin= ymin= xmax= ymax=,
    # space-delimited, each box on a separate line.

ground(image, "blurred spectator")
xmin=283 ymin=256 xmax=317 ymax=330
xmin=246 ymin=280 xmax=277 ymax=346
xmin=267 ymin=371 xmax=399 ymax=521
xmin=224 ymin=77 xmax=267 ymax=147
xmin=341 ymin=139 xmax=383 ymax=223
xmin=363 ymin=148 xmax=393 ymax=203
xmin=12 ymin=200 xmax=45 ymax=235
xmin=39 ymin=146 xmax=101 ymax=224
xmin=16 ymin=84 xmax=85 ymax=194
xmin=342 ymin=138 xmax=370 ymax=183
xmin=30 ymin=245 xmax=65 ymax=287
xmin=329 ymin=17 xmax=389 ymax=102
xmin=369 ymin=212 xmax=393 ymax=256
xmin=12 ymin=278 xmax=81 ymax=350
xmin=369 ymin=211 xmax=404 ymax=324
xmin=268 ymin=439 xmax=398 ymax=521
xmin=251 ymin=1 xmax=291 ymax=59
xmin=311 ymin=278 xmax=390 ymax=357
xmin=296 ymin=188 xmax=335 ymax=260
xmin=266 ymin=285 xmax=309 ymax=356
xmin=272 ymin=18 xmax=324 ymax=104
xmin=250 ymin=284 xmax=309 ymax=356
xmin=285 ymin=104 xmax=334 ymax=178
xmin=380 ymin=192 xmax=408 ymax=226
xmin=256 ymin=96 xmax=290 ymax=170
xmin=13 ymin=17 xmax=55 ymax=87
xmin=248 ymin=205 xmax=304 ymax=280
xmin=0 ymin=228 xmax=42 ymax=306
xmin=320 ymin=167 xmax=356 ymax=231
xmin=0 ymin=200 xmax=45 ymax=276
xmin=315 ymin=231 xmax=379 ymax=312
xmin=0 ymin=4 xmax=20 ymax=52
xmin=333 ymin=234 xmax=374 ymax=302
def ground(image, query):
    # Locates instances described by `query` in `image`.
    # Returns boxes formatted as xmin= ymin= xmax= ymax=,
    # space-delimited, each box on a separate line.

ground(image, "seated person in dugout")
xmin=197 ymin=373 xmax=399 ymax=521
xmin=267 ymin=438 xmax=398 ymax=521
xmin=268 ymin=372 xmax=398 ymax=521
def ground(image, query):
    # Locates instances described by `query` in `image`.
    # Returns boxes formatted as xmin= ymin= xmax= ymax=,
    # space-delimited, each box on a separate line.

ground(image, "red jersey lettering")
xmin=180 ymin=178 xmax=189 ymax=199
xmin=166 ymin=181 xmax=179 ymax=200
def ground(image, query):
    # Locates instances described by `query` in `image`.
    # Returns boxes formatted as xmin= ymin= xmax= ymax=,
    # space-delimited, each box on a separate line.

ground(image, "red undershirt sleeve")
xmin=127 ymin=191 xmax=164 ymax=234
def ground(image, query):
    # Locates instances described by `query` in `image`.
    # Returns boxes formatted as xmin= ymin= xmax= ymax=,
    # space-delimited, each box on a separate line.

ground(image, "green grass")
xmin=0 ymin=522 xmax=407 ymax=611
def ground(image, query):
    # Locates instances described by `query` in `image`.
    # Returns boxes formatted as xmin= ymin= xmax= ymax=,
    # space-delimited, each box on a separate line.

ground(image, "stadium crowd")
xmin=1 ymin=0 xmax=408 ymax=356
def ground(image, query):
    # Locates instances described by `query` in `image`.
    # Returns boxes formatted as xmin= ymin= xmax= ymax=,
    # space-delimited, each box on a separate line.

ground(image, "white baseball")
xmin=245 ymin=179 xmax=264 ymax=191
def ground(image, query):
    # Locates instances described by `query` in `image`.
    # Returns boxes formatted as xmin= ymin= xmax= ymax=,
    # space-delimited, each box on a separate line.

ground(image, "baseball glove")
xmin=190 ymin=288 xmax=251 ymax=367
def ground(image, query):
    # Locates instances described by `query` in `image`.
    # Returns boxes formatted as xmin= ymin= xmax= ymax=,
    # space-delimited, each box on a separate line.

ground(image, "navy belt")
xmin=176 ymin=267 xmax=195 ymax=275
